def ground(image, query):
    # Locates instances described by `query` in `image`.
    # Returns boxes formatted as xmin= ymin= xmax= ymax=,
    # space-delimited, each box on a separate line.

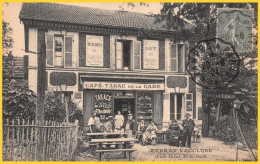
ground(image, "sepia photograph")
xmin=2 ymin=2 xmax=258 ymax=161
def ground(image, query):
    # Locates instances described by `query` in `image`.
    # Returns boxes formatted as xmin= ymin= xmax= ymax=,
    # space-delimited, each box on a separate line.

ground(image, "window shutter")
xmin=64 ymin=36 xmax=73 ymax=68
xmin=133 ymin=41 xmax=141 ymax=70
xmin=170 ymin=44 xmax=177 ymax=72
xmin=116 ymin=40 xmax=122 ymax=70
xmin=178 ymin=44 xmax=184 ymax=72
xmin=185 ymin=93 xmax=193 ymax=113
xmin=46 ymin=34 xmax=54 ymax=67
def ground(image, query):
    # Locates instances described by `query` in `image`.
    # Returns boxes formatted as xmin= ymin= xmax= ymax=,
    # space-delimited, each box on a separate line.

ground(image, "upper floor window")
xmin=46 ymin=33 xmax=73 ymax=68
xmin=170 ymin=43 xmax=185 ymax=72
xmin=115 ymin=40 xmax=141 ymax=71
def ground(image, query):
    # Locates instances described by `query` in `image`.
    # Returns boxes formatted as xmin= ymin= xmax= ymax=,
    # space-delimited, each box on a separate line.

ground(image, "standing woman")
xmin=114 ymin=111 xmax=124 ymax=132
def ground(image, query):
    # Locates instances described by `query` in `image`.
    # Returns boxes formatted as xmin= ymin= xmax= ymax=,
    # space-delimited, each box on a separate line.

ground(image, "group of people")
xmin=168 ymin=113 xmax=197 ymax=148
xmin=88 ymin=110 xmax=197 ymax=148
xmin=88 ymin=110 xmax=137 ymax=137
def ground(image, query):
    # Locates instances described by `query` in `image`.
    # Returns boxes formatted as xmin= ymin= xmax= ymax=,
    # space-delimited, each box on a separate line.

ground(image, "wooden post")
xmin=65 ymin=94 xmax=69 ymax=123
xmin=36 ymin=43 xmax=46 ymax=161
xmin=233 ymin=108 xmax=238 ymax=161
xmin=216 ymin=100 xmax=221 ymax=122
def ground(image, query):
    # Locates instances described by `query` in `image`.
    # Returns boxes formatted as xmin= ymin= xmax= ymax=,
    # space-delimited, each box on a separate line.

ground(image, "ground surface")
xmin=74 ymin=137 xmax=257 ymax=161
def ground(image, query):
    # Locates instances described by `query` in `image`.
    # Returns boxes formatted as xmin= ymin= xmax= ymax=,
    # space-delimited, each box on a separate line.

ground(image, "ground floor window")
xmin=170 ymin=93 xmax=184 ymax=120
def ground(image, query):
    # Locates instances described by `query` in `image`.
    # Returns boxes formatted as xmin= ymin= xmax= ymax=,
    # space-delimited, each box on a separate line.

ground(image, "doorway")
xmin=114 ymin=98 xmax=135 ymax=120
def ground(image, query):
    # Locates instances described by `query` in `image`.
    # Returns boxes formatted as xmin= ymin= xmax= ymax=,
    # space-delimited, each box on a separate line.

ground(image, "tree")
xmin=2 ymin=20 xmax=13 ymax=55
xmin=44 ymin=92 xmax=83 ymax=126
xmin=157 ymin=3 xmax=257 ymax=40
xmin=153 ymin=3 xmax=258 ymax=144
xmin=2 ymin=14 xmax=36 ymax=121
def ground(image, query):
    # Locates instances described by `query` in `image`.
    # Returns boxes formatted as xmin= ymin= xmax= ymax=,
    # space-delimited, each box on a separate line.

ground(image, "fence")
xmin=2 ymin=118 xmax=79 ymax=161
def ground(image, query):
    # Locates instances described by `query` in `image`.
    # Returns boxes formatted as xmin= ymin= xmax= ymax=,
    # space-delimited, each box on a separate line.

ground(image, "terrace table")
xmin=86 ymin=132 xmax=126 ymax=137
xmin=86 ymin=132 xmax=126 ymax=155
xmin=156 ymin=131 xmax=170 ymax=144
xmin=89 ymin=138 xmax=138 ymax=161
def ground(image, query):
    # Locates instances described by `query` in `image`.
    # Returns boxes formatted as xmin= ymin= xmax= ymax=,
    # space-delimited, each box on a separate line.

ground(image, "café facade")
xmin=19 ymin=3 xmax=202 ymax=129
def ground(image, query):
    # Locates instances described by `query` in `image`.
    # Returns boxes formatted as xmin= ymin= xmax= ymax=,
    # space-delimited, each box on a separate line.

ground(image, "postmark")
xmin=187 ymin=38 xmax=240 ymax=89
xmin=216 ymin=8 xmax=253 ymax=53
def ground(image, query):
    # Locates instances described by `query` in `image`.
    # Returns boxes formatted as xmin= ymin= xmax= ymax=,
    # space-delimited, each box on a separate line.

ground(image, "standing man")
xmin=88 ymin=111 xmax=101 ymax=133
xmin=114 ymin=111 xmax=124 ymax=132
xmin=124 ymin=113 xmax=137 ymax=137
xmin=182 ymin=113 xmax=195 ymax=148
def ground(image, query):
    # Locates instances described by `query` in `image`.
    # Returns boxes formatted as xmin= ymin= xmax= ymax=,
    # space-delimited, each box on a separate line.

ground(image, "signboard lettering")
xmin=86 ymin=35 xmax=103 ymax=67
xmin=204 ymin=93 xmax=235 ymax=99
xmin=143 ymin=40 xmax=159 ymax=69
xmin=83 ymin=82 xmax=164 ymax=91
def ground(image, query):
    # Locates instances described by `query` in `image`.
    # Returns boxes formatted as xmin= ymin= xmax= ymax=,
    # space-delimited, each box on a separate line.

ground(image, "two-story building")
xmin=19 ymin=3 xmax=202 ymax=129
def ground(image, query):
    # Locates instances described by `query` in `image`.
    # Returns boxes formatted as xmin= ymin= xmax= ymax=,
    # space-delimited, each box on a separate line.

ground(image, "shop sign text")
xmin=83 ymin=82 xmax=164 ymax=91
xmin=143 ymin=40 xmax=159 ymax=69
xmin=86 ymin=35 xmax=103 ymax=67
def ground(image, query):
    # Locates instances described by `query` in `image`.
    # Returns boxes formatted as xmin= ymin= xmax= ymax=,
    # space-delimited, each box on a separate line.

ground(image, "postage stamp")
xmin=217 ymin=8 xmax=254 ymax=53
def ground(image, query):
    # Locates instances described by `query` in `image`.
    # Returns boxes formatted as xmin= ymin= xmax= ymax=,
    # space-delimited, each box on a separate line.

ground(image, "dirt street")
xmin=74 ymin=137 xmax=257 ymax=161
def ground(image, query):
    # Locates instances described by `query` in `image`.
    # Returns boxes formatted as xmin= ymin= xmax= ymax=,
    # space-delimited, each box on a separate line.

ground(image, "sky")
xmin=2 ymin=3 xmax=162 ymax=56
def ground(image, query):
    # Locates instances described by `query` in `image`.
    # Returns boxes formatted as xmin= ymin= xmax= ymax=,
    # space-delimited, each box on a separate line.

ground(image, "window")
xmin=46 ymin=34 xmax=73 ymax=68
xmin=170 ymin=93 xmax=184 ymax=120
xmin=186 ymin=93 xmax=193 ymax=112
xmin=170 ymin=43 xmax=185 ymax=72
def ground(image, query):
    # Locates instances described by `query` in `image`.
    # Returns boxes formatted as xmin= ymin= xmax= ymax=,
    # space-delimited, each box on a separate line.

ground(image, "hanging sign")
xmin=143 ymin=40 xmax=159 ymax=69
xmin=83 ymin=82 xmax=164 ymax=91
xmin=86 ymin=35 xmax=103 ymax=67
xmin=204 ymin=93 xmax=235 ymax=99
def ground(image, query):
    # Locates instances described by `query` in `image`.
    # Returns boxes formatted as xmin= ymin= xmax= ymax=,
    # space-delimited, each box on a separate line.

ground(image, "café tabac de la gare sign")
xmin=83 ymin=82 xmax=164 ymax=91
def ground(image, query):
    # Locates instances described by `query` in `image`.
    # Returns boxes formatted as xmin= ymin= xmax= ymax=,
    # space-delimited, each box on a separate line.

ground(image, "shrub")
xmin=215 ymin=115 xmax=236 ymax=145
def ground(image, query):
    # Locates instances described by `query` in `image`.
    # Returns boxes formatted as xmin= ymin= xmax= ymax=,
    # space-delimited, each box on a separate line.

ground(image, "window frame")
xmin=185 ymin=93 xmax=193 ymax=112
xmin=45 ymin=33 xmax=74 ymax=68
xmin=170 ymin=43 xmax=185 ymax=72
xmin=115 ymin=39 xmax=133 ymax=71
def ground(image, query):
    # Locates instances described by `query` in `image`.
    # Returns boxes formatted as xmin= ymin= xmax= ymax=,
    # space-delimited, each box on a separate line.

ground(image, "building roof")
xmin=19 ymin=3 xmax=169 ymax=31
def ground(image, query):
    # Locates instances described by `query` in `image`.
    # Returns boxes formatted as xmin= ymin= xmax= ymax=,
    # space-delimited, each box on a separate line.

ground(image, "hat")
xmin=128 ymin=113 xmax=133 ymax=116
xmin=185 ymin=113 xmax=191 ymax=118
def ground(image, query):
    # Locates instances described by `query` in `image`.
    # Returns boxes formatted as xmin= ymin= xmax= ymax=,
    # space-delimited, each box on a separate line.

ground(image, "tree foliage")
xmin=44 ymin=92 xmax=83 ymax=126
xmin=157 ymin=3 xmax=258 ymax=116
xmin=158 ymin=3 xmax=257 ymax=40
xmin=2 ymin=79 xmax=37 ymax=121
xmin=2 ymin=20 xmax=13 ymax=55
xmin=2 ymin=18 xmax=35 ymax=121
